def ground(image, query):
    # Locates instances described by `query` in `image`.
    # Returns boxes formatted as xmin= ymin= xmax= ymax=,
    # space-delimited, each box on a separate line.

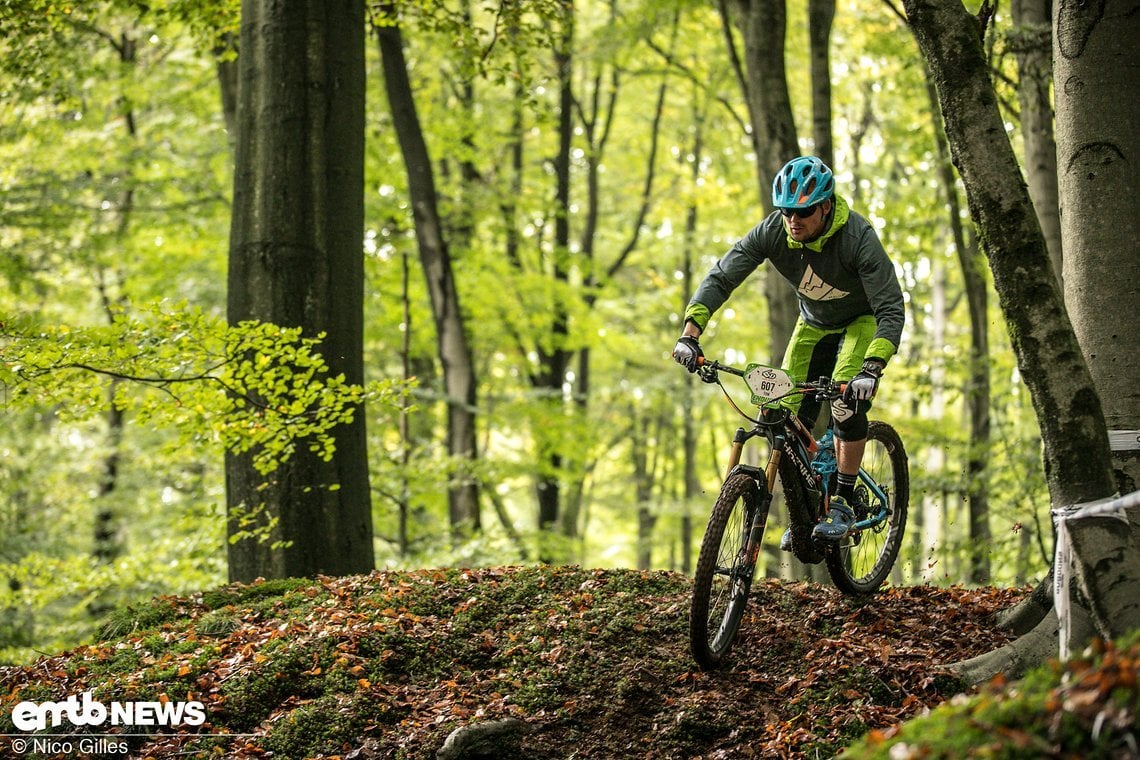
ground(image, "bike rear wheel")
xmin=826 ymin=421 xmax=909 ymax=595
xmin=690 ymin=472 xmax=768 ymax=669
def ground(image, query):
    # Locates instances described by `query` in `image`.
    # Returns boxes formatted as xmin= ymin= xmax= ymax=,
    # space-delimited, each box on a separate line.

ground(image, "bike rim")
xmin=841 ymin=436 xmax=902 ymax=585
xmin=705 ymin=497 xmax=752 ymax=654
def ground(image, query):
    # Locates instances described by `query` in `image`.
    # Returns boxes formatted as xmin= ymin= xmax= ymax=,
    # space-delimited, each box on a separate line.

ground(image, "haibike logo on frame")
xmin=786 ymin=444 xmax=815 ymax=485
xmin=10 ymin=691 xmax=207 ymax=731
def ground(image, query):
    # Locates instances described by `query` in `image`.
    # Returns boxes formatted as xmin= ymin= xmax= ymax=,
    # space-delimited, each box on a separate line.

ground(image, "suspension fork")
xmin=725 ymin=424 xmax=784 ymax=492
xmin=726 ymin=426 xmax=764 ymax=478
xmin=764 ymin=429 xmax=786 ymax=495
xmin=725 ymin=426 xmax=778 ymax=565
xmin=745 ymin=489 xmax=770 ymax=565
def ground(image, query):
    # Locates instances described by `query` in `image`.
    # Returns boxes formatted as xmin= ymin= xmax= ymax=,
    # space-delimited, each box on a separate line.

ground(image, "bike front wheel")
xmin=826 ymin=420 xmax=909 ymax=595
xmin=690 ymin=472 xmax=769 ymax=669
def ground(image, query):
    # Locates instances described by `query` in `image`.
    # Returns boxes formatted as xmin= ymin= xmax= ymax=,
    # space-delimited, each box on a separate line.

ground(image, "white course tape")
xmin=1109 ymin=430 xmax=1140 ymax=452
xmin=1052 ymin=489 xmax=1140 ymax=661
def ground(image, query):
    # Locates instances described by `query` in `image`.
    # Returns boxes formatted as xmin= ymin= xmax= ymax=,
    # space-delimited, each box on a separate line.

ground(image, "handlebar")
xmin=696 ymin=357 xmax=847 ymax=401
xmin=694 ymin=356 xmax=742 ymax=376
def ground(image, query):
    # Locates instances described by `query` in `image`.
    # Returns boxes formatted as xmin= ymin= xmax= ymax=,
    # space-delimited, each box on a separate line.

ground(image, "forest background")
xmin=0 ymin=0 xmax=1062 ymax=664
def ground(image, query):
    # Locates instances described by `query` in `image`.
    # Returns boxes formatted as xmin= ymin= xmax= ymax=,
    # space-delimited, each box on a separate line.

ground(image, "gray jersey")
xmin=687 ymin=195 xmax=904 ymax=353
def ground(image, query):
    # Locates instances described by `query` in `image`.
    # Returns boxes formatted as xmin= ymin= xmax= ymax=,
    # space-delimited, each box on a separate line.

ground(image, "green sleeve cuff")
xmin=683 ymin=303 xmax=711 ymax=332
xmin=865 ymin=337 xmax=897 ymax=365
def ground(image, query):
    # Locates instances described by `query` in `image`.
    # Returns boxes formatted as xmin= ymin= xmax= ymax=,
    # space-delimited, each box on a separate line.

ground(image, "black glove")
xmin=842 ymin=360 xmax=884 ymax=405
xmin=672 ymin=335 xmax=703 ymax=373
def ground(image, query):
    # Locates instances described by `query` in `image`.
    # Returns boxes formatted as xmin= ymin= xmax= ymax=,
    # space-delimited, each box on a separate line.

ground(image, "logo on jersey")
xmin=798 ymin=265 xmax=850 ymax=301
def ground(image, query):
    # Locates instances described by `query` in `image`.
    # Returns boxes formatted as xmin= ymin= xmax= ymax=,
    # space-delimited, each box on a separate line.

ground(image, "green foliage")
xmin=372 ymin=0 xmax=568 ymax=83
xmin=1 ymin=303 xmax=401 ymax=476
xmin=157 ymin=0 xmax=240 ymax=54
xmin=0 ymin=302 xmax=407 ymax=660
xmin=0 ymin=0 xmax=1067 ymax=665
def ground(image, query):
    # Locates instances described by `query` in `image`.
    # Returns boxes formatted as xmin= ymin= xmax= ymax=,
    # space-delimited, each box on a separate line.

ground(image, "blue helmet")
xmin=772 ymin=156 xmax=835 ymax=208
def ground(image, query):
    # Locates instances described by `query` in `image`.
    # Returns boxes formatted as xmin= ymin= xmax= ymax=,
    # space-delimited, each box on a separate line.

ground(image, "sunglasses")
xmin=779 ymin=204 xmax=820 ymax=219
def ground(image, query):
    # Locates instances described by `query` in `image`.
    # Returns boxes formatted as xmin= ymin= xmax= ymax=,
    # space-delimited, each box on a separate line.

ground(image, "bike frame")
xmin=810 ymin=428 xmax=891 ymax=531
xmin=712 ymin=363 xmax=892 ymax=541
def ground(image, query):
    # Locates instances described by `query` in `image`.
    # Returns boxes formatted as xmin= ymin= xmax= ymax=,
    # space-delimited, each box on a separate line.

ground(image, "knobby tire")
xmin=690 ymin=472 xmax=768 ymax=669
xmin=825 ymin=420 xmax=909 ymax=594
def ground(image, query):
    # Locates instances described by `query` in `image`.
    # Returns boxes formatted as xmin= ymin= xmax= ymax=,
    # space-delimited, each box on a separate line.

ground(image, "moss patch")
xmin=0 ymin=568 xmax=1041 ymax=759
xmin=842 ymin=634 xmax=1140 ymax=759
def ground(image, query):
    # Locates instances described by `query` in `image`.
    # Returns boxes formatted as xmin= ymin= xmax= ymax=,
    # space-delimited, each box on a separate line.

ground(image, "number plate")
xmin=745 ymin=365 xmax=794 ymax=404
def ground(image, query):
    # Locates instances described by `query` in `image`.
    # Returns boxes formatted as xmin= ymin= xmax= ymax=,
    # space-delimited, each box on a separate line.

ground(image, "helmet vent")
xmin=771 ymin=155 xmax=835 ymax=209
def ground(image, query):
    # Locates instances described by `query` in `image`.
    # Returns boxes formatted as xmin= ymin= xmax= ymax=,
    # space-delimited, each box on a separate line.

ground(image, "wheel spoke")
xmin=825 ymin=422 xmax=909 ymax=595
xmin=690 ymin=473 xmax=768 ymax=669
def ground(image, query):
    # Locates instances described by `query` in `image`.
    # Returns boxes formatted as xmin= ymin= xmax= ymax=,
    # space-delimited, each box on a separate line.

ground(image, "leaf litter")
xmin=0 ymin=567 xmax=1054 ymax=759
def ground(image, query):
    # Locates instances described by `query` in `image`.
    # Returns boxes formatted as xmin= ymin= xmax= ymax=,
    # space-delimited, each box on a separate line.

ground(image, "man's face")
xmin=781 ymin=199 xmax=832 ymax=243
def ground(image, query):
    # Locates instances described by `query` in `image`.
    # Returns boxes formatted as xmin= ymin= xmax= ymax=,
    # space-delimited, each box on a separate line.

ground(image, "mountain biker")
xmin=673 ymin=155 xmax=905 ymax=546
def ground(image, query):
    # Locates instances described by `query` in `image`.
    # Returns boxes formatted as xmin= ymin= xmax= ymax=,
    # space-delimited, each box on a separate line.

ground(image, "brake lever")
xmin=813 ymin=376 xmax=844 ymax=401
xmin=697 ymin=364 xmax=719 ymax=384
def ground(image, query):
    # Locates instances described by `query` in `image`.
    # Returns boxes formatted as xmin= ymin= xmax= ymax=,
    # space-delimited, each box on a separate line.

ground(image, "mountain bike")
xmin=688 ymin=358 xmax=909 ymax=669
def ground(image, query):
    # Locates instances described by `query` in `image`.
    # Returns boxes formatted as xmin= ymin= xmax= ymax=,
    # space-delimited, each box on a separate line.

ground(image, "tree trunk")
xmin=904 ymin=0 xmax=1114 ymax=510
xmin=214 ymin=32 xmax=239 ymax=151
xmin=848 ymin=84 xmax=876 ymax=208
xmin=1054 ymin=0 xmax=1140 ymax=493
xmin=534 ymin=2 xmax=576 ymax=545
xmin=1010 ymin=0 xmax=1062 ymax=289
xmin=93 ymin=398 xmax=124 ymax=564
xmin=393 ymin=253 xmax=439 ymax=557
xmin=226 ymin=0 xmax=373 ymax=582
xmin=680 ymin=97 xmax=708 ymax=576
xmin=1052 ymin=0 xmax=1140 ymax=661
xmin=376 ymin=8 xmax=481 ymax=538
xmin=721 ymin=0 xmax=801 ymax=364
xmin=496 ymin=47 xmax=567 ymax=552
xmin=904 ymin=0 xmax=1134 ymax=681
xmin=93 ymin=28 xmax=139 ymax=570
xmin=1065 ymin=494 xmax=1140 ymax=646
xmin=89 ymin=308 xmax=129 ymax=598
xmin=565 ymin=15 xmax=673 ymax=541
xmin=633 ymin=411 xmax=655 ymax=570
xmin=808 ymin=0 xmax=835 ymax=167
xmin=915 ymin=256 xmax=947 ymax=582
xmin=560 ymin=5 xmax=617 ymax=542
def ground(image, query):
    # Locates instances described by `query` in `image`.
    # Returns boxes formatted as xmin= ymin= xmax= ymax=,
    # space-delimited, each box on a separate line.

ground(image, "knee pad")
xmin=830 ymin=398 xmax=869 ymax=441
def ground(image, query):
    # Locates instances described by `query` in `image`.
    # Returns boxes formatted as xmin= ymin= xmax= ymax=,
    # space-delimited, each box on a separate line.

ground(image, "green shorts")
xmin=779 ymin=315 xmax=877 ymax=416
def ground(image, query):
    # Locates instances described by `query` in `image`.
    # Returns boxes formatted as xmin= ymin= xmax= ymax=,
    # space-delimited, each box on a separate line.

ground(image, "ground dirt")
xmin=2 ymin=566 xmax=1127 ymax=760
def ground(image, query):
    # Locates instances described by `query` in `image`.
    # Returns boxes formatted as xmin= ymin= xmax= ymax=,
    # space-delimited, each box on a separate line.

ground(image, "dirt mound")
xmin=0 ymin=567 xmax=1028 ymax=759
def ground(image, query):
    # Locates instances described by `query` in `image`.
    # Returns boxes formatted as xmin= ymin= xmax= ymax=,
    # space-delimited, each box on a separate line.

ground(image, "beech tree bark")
xmin=1010 ymin=0 xmax=1062 ymax=289
xmin=376 ymin=7 xmax=481 ymax=537
xmin=1054 ymin=0 xmax=1140 ymax=493
xmin=903 ymin=0 xmax=1140 ymax=681
xmin=214 ymin=32 xmax=238 ymax=151
xmin=226 ymin=0 xmax=373 ymax=581
xmin=720 ymin=0 xmax=801 ymax=365
xmin=904 ymin=0 xmax=1113 ymax=513
xmin=808 ymin=0 xmax=835 ymax=167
